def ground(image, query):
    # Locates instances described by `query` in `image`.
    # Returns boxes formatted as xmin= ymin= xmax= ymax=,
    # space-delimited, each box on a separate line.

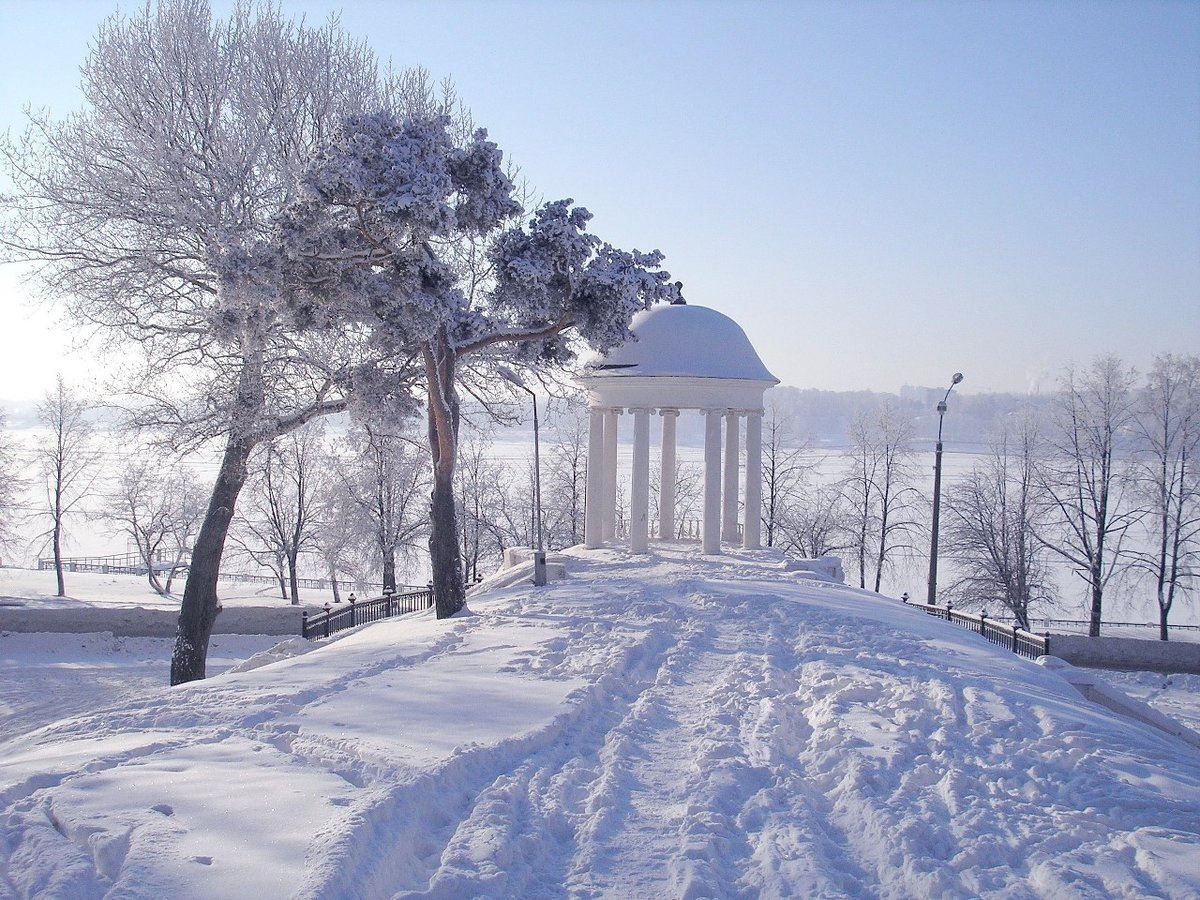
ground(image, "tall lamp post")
xmin=926 ymin=372 xmax=963 ymax=605
xmin=499 ymin=367 xmax=546 ymax=587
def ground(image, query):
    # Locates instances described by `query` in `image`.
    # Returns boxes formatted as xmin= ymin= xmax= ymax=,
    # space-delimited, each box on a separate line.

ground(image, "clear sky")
xmin=1 ymin=0 xmax=1197 ymax=400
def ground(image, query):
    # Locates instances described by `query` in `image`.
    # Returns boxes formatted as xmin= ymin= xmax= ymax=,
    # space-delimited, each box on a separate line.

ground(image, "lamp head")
xmin=497 ymin=366 xmax=523 ymax=389
xmin=952 ymin=372 xmax=964 ymax=385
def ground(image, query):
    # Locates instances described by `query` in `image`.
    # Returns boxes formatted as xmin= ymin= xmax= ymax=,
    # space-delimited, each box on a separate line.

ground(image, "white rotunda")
xmin=579 ymin=298 xmax=779 ymax=554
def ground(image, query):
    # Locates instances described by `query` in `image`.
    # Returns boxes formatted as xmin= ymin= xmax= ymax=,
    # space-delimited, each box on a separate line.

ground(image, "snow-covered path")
xmin=2 ymin=546 xmax=1199 ymax=898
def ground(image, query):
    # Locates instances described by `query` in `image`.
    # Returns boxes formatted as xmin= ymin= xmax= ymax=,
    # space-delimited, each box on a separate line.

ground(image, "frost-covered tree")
xmin=1132 ymin=354 xmax=1200 ymax=639
xmin=545 ymin=405 xmax=589 ymax=548
xmin=760 ymin=402 xmax=812 ymax=548
xmin=0 ymin=1 xmax=447 ymax=682
xmin=0 ymin=410 xmax=22 ymax=557
xmin=843 ymin=403 xmax=922 ymax=592
xmin=776 ymin=482 xmax=853 ymax=560
xmin=236 ymin=426 xmax=325 ymax=604
xmin=334 ymin=423 xmax=429 ymax=593
xmin=35 ymin=377 xmax=99 ymax=597
xmin=104 ymin=458 xmax=207 ymax=596
xmin=945 ymin=413 xmax=1052 ymax=629
xmin=456 ymin=427 xmax=507 ymax=583
xmin=1040 ymin=356 xmax=1142 ymax=636
xmin=282 ymin=112 xmax=677 ymax=617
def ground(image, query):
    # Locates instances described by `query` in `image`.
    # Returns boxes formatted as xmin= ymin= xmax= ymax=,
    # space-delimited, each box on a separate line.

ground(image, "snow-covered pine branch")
xmin=282 ymin=112 xmax=677 ymax=617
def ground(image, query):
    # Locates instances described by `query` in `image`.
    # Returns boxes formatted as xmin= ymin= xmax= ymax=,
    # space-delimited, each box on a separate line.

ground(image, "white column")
xmin=584 ymin=407 xmax=605 ymax=549
xmin=630 ymin=408 xmax=651 ymax=553
xmin=743 ymin=409 xmax=763 ymax=549
xmin=722 ymin=411 xmax=740 ymax=543
xmin=658 ymin=409 xmax=679 ymax=540
xmin=602 ymin=407 xmax=620 ymax=540
xmin=702 ymin=409 xmax=723 ymax=555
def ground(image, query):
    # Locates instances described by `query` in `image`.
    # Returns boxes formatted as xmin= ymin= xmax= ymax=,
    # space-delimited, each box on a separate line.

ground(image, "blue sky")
xmin=1 ymin=0 xmax=1197 ymax=396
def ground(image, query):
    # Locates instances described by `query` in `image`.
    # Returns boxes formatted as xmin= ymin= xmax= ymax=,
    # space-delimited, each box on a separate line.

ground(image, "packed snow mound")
xmin=1 ymin=546 xmax=1199 ymax=898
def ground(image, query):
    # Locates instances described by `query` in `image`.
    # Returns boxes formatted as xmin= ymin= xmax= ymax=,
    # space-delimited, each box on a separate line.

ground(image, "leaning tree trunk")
xmin=170 ymin=436 xmax=254 ymax=685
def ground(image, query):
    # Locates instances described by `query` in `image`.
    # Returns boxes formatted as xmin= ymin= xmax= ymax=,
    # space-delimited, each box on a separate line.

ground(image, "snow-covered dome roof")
xmin=585 ymin=303 xmax=778 ymax=383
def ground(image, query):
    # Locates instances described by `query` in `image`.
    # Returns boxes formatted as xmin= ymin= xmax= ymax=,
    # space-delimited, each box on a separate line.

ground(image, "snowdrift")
xmin=1 ymin=545 xmax=1198 ymax=898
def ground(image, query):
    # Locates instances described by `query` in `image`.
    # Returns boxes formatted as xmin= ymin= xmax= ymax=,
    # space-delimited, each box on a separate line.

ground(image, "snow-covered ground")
xmin=0 ymin=633 xmax=284 ymax=741
xmin=1089 ymin=669 xmax=1200 ymax=734
xmin=0 ymin=567 xmax=334 ymax=610
xmin=2 ymin=545 xmax=1199 ymax=897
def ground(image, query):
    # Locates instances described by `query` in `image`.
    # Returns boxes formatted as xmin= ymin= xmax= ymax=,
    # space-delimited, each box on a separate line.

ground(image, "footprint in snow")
xmin=191 ymin=856 xmax=213 ymax=866
xmin=151 ymin=804 xmax=174 ymax=817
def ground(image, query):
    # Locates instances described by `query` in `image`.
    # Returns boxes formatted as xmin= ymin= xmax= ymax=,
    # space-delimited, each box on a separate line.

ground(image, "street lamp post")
xmin=926 ymin=372 xmax=963 ymax=605
xmin=499 ymin=368 xmax=547 ymax=587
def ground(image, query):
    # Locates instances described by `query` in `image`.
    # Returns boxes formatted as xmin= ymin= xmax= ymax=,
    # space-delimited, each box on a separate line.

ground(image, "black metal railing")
xmin=1034 ymin=619 xmax=1200 ymax=635
xmin=302 ymin=587 xmax=432 ymax=640
xmin=905 ymin=598 xmax=1050 ymax=660
xmin=37 ymin=551 xmax=181 ymax=576
xmin=37 ymin=552 xmax=391 ymax=597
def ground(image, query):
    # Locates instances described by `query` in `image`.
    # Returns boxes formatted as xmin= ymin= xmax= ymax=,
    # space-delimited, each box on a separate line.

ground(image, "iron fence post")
xmin=301 ymin=610 xmax=308 ymax=639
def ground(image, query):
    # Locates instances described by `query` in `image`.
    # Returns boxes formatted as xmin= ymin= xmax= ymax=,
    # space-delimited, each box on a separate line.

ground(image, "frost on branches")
xmin=281 ymin=112 xmax=678 ymax=617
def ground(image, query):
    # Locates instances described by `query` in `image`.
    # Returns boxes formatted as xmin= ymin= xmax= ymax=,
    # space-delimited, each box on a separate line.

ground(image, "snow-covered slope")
xmin=2 ymin=546 xmax=1199 ymax=898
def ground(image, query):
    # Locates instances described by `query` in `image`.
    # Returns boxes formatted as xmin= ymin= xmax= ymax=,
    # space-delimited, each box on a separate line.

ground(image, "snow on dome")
xmin=586 ymin=304 xmax=778 ymax=383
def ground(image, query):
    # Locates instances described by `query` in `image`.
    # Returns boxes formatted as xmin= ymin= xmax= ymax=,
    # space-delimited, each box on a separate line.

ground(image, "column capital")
xmin=601 ymin=406 xmax=624 ymax=415
xmin=702 ymin=407 xmax=727 ymax=416
xmin=658 ymin=407 xmax=680 ymax=418
xmin=627 ymin=406 xmax=654 ymax=414
xmin=734 ymin=408 xmax=765 ymax=417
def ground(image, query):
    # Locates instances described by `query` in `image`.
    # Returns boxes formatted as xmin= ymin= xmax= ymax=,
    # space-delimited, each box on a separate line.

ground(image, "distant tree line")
xmin=757 ymin=353 xmax=1199 ymax=639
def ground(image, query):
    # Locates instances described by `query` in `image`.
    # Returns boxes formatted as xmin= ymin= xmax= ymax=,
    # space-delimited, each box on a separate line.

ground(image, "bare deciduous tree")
xmin=0 ymin=1 xmax=442 ymax=682
xmin=1133 ymin=353 xmax=1200 ymax=639
xmin=843 ymin=403 xmax=922 ymax=592
xmin=760 ymin=403 xmax=811 ymax=548
xmin=35 ymin=377 xmax=98 ymax=596
xmin=0 ymin=410 xmax=22 ymax=557
xmin=336 ymin=424 xmax=429 ymax=593
xmin=776 ymin=482 xmax=853 ymax=560
xmin=104 ymin=458 xmax=206 ymax=595
xmin=456 ymin=428 xmax=506 ymax=583
xmin=1040 ymin=355 xmax=1142 ymax=636
xmin=944 ymin=412 xmax=1052 ymax=629
xmin=236 ymin=427 xmax=326 ymax=604
xmin=545 ymin=405 xmax=589 ymax=548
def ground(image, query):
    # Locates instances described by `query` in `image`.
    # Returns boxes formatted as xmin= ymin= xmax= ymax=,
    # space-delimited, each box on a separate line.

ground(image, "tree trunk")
xmin=430 ymin=465 xmax=464 ymax=617
xmin=1088 ymin=570 xmax=1103 ymax=638
xmin=1160 ymin=605 xmax=1170 ymax=642
xmin=382 ymin=548 xmax=397 ymax=594
xmin=52 ymin=516 xmax=65 ymax=597
xmin=423 ymin=332 xmax=464 ymax=619
xmin=288 ymin=551 xmax=300 ymax=606
xmin=329 ymin=565 xmax=342 ymax=604
xmin=170 ymin=437 xmax=254 ymax=685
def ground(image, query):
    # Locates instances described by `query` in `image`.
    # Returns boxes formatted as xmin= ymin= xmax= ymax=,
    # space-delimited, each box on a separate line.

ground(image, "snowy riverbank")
xmin=2 ymin=545 xmax=1199 ymax=897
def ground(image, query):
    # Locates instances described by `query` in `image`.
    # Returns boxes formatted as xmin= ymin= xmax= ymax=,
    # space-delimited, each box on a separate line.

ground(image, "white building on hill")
xmin=579 ymin=298 xmax=779 ymax=554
